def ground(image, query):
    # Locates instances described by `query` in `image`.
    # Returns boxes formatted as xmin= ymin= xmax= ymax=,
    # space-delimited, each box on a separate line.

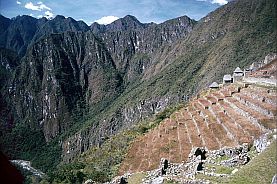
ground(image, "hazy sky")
xmin=0 ymin=0 xmax=230 ymax=25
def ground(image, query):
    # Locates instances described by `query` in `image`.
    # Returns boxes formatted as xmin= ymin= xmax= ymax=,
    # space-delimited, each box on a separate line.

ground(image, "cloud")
xmin=196 ymin=0 xmax=228 ymax=5
xmin=45 ymin=11 xmax=54 ymax=19
xmin=95 ymin=16 xmax=119 ymax=25
xmin=36 ymin=11 xmax=54 ymax=19
xmin=211 ymin=0 xmax=228 ymax=5
xmin=16 ymin=1 xmax=21 ymax=5
xmin=24 ymin=2 xmax=51 ymax=11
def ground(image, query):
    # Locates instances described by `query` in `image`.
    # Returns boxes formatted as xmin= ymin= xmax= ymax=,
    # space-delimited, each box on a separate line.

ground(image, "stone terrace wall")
xmin=243 ymin=77 xmax=277 ymax=86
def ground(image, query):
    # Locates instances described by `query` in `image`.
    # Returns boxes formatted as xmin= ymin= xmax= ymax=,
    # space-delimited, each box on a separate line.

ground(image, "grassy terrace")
xmin=226 ymin=140 xmax=277 ymax=184
xmin=195 ymin=140 xmax=277 ymax=184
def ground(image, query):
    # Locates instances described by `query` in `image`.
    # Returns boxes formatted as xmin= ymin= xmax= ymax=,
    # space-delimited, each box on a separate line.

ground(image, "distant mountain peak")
xmin=90 ymin=14 xmax=146 ymax=33
xmin=121 ymin=15 xmax=140 ymax=22
xmin=53 ymin=15 xmax=66 ymax=20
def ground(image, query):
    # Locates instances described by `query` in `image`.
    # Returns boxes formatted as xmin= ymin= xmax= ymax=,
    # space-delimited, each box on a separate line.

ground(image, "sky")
xmin=0 ymin=0 xmax=230 ymax=25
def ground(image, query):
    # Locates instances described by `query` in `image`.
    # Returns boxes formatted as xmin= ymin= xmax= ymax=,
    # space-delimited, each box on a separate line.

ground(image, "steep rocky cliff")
xmin=91 ymin=15 xmax=196 ymax=83
xmin=0 ymin=15 xmax=89 ymax=57
xmin=3 ymin=31 xmax=123 ymax=142
xmin=0 ymin=13 xmax=196 ymax=147
xmin=91 ymin=15 xmax=150 ymax=33
xmin=0 ymin=48 xmax=19 ymax=135
xmin=0 ymin=0 xmax=276 ymax=181
xmin=62 ymin=0 xmax=276 ymax=163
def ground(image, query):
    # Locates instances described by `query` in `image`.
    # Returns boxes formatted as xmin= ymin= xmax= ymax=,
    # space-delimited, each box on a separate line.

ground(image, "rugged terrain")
xmin=0 ymin=0 xmax=276 ymax=183
xmin=112 ymin=58 xmax=277 ymax=183
xmin=119 ymin=82 xmax=276 ymax=174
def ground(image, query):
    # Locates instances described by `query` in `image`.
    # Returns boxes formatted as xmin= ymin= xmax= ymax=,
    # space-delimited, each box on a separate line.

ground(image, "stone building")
xmin=233 ymin=67 xmax=244 ymax=82
xmin=223 ymin=74 xmax=232 ymax=84
xmin=209 ymin=82 xmax=219 ymax=89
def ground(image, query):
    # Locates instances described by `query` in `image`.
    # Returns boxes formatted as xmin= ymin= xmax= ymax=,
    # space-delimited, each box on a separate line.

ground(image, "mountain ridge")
xmin=0 ymin=0 xmax=276 ymax=183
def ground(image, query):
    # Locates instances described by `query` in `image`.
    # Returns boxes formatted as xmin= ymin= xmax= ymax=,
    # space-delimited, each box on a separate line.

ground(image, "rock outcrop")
xmin=8 ymin=31 xmax=122 ymax=141
xmin=91 ymin=15 xmax=196 ymax=83
xmin=0 ymin=0 xmax=276 ymax=175
xmin=0 ymin=15 xmax=89 ymax=57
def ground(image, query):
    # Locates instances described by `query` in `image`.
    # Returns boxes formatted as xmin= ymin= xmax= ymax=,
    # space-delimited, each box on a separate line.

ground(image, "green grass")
xmin=214 ymin=155 xmax=230 ymax=163
xmin=127 ymin=172 xmax=146 ymax=184
xmin=205 ymin=163 xmax=234 ymax=175
xmin=163 ymin=179 xmax=179 ymax=184
xmin=195 ymin=173 xmax=229 ymax=183
xmin=2 ymin=0 xmax=276 ymax=183
xmin=196 ymin=141 xmax=276 ymax=184
xmin=215 ymin=165 xmax=234 ymax=175
xmin=226 ymin=141 xmax=277 ymax=184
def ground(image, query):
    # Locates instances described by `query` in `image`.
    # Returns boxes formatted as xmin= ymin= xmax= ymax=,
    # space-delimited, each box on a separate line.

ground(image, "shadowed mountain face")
xmin=91 ymin=15 xmax=196 ymax=83
xmin=61 ymin=0 xmax=276 ymax=164
xmin=0 ymin=13 xmax=196 ymax=143
xmin=0 ymin=0 xmax=276 ymax=181
xmin=3 ymin=31 xmax=123 ymax=142
xmin=0 ymin=15 xmax=89 ymax=57
xmin=91 ymin=15 xmax=150 ymax=33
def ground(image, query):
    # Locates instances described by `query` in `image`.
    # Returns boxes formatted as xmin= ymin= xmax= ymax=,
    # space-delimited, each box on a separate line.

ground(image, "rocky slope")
xmin=62 ymin=0 xmax=276 ymax=163
xmin=0 ymin=0 xmax=276 ymax=182
xmin=91 ymin=15 xmax=196 ymax=83
xmin=0 ymin=15 xmax=89 ymax=57
xmin=91 ymin=15 xmax=151 ymax=33
xmin=113 ymin=58 xmax=277 ymax=183
xmin=0 ymin=48 xmax=19 ymax=135
xmin=0 ymin=13 xmax=196 ymax=161
xmin=61 ymin=56 xmax=277 ymax=184
xmin=119 ymin=82 xmax=276 ymax=174
xmin=7 ymin=31 xmax=122 ymax=142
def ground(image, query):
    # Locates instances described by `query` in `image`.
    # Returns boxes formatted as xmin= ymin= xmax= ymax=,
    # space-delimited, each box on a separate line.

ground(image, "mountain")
xmin=0 ymin=15 xmax=11 ymax=35
xmin=5 ymin=31 xmax=122 ymax=142
xmin=31 ymin=15 xmax=89 ymax=43
xmin=91 ymin=15 xmax=196 ymax=83
xmin=60 ymin=0 xmax=276 ymax=178
xmin=0 ymin=15 xmax=39 ymax=57
xmin=0 ymin=48 xmax=19 ymax=136
xmin=0 ymin=0 xmax=276 ymax=183
xmin=90 ymin=15 xmax=151 ymax=33
xmin=0 ymin=15 xmax=89 ymax=57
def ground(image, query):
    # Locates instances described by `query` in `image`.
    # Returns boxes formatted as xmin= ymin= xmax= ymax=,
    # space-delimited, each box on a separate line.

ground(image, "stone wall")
xmin=243 ymin=77 xmax=276 ymax=86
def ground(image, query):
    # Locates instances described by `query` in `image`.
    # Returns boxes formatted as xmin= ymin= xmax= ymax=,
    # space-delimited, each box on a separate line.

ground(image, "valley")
xmin=0 ymin=0 xmax=276 ymax=183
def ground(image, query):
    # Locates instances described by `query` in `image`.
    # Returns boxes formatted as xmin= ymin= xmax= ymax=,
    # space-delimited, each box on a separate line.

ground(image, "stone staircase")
xmin=119 ymin=82 xmax=276 ymax=175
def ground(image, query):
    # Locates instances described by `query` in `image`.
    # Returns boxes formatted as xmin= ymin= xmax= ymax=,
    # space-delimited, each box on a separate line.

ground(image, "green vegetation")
xmin=1 ymin=0 xmax=276 ymax=183
xmin=214 ymin=155 xmax=230 ymax=163
xmin=136 ymin=104 xmax=185 ymax=134
xmin=196 ymin=141 xmax=277 ymax=184
xmin=127 ymin=172 xmax=146 ymax=184
xmin=226 ymin=141 xmax=277 ymax=184
xmin=214 ymin=165 xmax=234 ymax=175
xmin=1 ymin=122 xmax=61 ymax=173
xmin=47 ymin=103 xmax=181 ymax=183
xmin=204 ymin=162 xmax=235 ymax=175
xmin=163 ymin=179 xmax=179 ymax=184
xmin=196 ymin=173 xmax=229 ymax=183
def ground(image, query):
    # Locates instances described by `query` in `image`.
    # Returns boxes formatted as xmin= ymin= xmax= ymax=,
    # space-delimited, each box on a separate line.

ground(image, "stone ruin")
xmin=215 ymin=144 xmax=250 ymax=167
xmin=209 ymin=53 xmax=277 ymax=89
xmin=160 ymin=158 xmax=169 ymax=175
xmin=142 ymin=144 xmax=253 ymax=183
